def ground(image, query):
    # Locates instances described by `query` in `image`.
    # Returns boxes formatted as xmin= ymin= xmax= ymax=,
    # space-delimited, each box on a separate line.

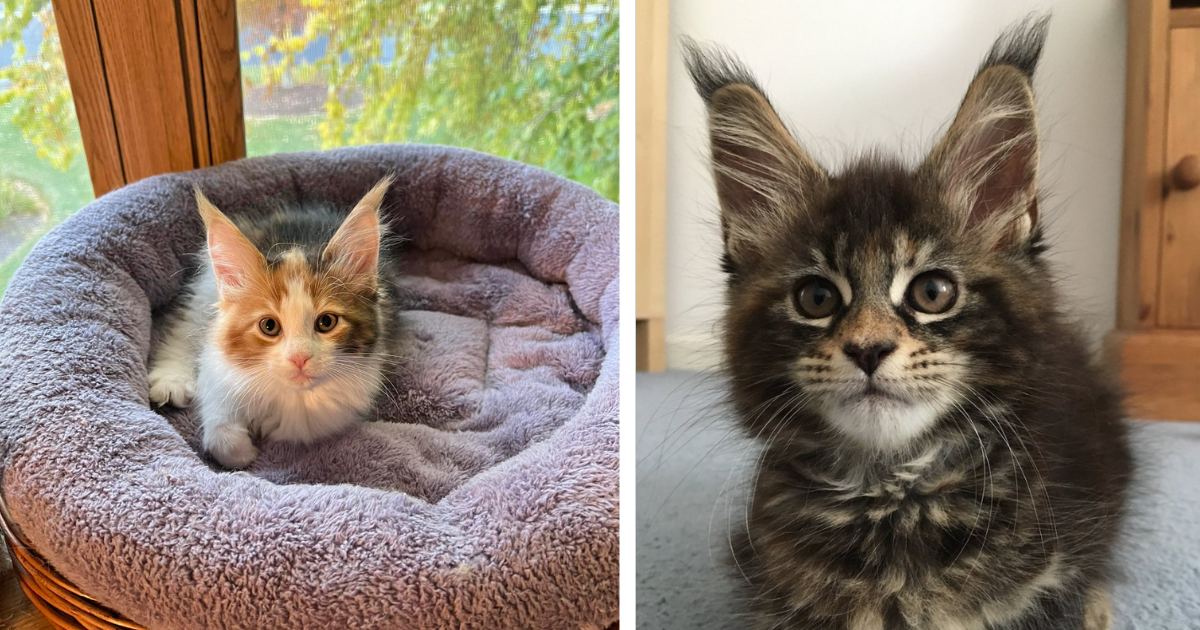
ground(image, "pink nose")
xmin=289 ymin=354 xmax=310 ymax=370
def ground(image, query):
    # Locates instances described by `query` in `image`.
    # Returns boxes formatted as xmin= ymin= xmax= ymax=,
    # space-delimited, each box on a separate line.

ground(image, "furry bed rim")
xmin=0 ymin=491 xmax=146 ymax=630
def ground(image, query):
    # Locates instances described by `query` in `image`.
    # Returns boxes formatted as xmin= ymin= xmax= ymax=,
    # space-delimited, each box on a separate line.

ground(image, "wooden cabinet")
xmin=1112 ymin=1 xmax=1200 ymax=420
xmin=1160 ymin=26 xmax=1200 ymax=326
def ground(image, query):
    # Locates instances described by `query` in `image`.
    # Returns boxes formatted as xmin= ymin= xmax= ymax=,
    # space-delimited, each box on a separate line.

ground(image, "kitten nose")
xmin=843 ymin=342 xmax=896 ymax=375
xmin=289 ymin=354 xmax=311 ymax=370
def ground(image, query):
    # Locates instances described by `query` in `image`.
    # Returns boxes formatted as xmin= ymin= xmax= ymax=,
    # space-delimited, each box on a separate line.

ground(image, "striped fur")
xmin=686 ymin=17 xmax=1131 ymax=630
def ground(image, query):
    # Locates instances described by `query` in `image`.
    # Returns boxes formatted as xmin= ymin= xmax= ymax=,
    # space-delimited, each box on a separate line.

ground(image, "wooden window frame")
xmin=51 ymin=0 xmax=245 ymax=198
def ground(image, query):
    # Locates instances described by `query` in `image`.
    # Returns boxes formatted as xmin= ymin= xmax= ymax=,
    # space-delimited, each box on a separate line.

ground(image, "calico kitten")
xmin=684 ymin=18 xmax=1132 ymax=630
xmin=148 ymin=177 xmax=399 ymax=469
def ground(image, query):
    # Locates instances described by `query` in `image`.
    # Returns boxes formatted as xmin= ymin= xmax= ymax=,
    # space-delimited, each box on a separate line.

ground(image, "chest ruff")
xmin=741 ymin=441 xmax=1070 ymax=629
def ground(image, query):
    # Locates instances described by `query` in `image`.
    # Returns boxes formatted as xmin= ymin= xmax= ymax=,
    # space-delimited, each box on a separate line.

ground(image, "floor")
xmin=6 ymin=370 xmax=1199 ymax=629
xmin=1 ymin=545 xmax=53 ymax=629
xmin=636 ymin=371 xmax=1200 ymax=630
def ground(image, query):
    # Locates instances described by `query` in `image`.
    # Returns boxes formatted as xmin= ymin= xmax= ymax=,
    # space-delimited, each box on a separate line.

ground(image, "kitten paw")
xmin=1083 ymin=589 xmax=1112 ymax=630
xmin=205 ymin=427 xmax=259 ymax=470
xmin=148 ymin=369 xmax=195 ymax=408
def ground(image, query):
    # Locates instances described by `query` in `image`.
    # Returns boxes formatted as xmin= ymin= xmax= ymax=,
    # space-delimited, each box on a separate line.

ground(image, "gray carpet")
xmin=637 ymin=371 xmax=1200 ymax=630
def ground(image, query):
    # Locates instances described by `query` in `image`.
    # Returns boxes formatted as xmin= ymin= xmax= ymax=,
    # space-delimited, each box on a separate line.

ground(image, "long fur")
xmin=687 ymin=16 xmax=1131 ymax=630
xmin=148 ymin=179 xmax=401 ymax=469
xmin=979 ymin=14 xmax=1049 ymax=80
xmin=681 ymin=34 xmax=770 ymax=104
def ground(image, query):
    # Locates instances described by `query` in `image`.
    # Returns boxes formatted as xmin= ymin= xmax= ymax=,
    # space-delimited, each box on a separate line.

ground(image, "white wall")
xmin=663 ymin=1 xmax=1127 ymax=370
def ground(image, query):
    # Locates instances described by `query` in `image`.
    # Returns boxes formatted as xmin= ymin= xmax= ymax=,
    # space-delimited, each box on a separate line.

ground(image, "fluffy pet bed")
xmin=0 ymin=145 xmax=619 ymax=629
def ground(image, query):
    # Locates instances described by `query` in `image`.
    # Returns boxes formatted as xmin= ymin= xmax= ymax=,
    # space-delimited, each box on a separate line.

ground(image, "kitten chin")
xmin=195 ymin=328 xmax=384 ymax=439
xmin=148 ymin=177 xmax=400 ymax=469
xmin=687 ymin=17 xmax=1132 ymax=630
xmin=817 ymin=396 xmax=947 ymax=452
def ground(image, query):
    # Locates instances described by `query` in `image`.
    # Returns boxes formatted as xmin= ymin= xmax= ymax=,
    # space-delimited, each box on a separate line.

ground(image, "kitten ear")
xmin=683 ymin=38 xmax=827 ymax=268
xmin=924 ymin=17 xmax=1047 ymax=249
xmin=323 ymin=175 xmax=391 ymax=284
xmin=195 ymin=186 xmax=266 ymax=298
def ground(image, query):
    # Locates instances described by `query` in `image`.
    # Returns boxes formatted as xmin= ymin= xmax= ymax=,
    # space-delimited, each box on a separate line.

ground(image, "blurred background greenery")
xmin=0 ymin=0 xmax=618 ymax=293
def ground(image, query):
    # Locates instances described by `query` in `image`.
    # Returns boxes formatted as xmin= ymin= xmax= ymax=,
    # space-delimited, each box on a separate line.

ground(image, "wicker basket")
xmin=0 ymin=493 xmax=145 ymax=630
xmin=1 ymin=492 xmax=619 ymax=630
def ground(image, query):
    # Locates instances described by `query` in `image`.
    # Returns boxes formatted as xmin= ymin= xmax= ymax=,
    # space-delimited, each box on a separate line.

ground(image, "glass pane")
xmin=237 ymin=0 xmax=619 ymax=201
xmin=0 ymin=2 xmax=94 ymax=295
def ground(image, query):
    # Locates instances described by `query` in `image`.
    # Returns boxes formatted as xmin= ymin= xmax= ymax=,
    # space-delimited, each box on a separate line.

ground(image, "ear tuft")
xmin=323 ymin=175 xmax=391 ymax=284
xmin=978 ymin=14 xmax=1049 ymax=81
xmin=681 ymin=35 xmax=768 ymax=105
xmin=682 ymin=38 xmax=827 ymax=268
xmin=923 ymin=17 xmax=1048 ymax=249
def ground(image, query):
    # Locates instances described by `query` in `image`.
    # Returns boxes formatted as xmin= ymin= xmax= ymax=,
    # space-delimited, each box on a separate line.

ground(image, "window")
xmin=0 ymin=2 xmax=94 ymax=294
xmin=237 ymin=0 xmax=619 ymax=201
xmin=0 ymin=0 xmax=618 ymax=297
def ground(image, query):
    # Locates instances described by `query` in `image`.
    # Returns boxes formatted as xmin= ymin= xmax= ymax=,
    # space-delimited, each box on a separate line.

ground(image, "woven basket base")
xmin=0 ymin=495 xmax=144 ymax=630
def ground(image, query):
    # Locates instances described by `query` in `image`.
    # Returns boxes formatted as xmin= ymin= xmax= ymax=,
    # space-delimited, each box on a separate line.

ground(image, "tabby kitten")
xmin=684 ymin=18 xmax=1132 ymax=630
xmin=148 ymin=177 xmax=399 ymax=469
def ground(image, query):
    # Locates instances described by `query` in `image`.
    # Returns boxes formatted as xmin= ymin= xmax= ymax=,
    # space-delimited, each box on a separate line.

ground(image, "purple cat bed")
xmin=0 ymin=146 xmax=618 ymax=629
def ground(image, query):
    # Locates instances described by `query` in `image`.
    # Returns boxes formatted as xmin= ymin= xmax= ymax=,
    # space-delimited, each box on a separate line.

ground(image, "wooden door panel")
xmin=1159 ymin=27 xmax=1200 ymax=327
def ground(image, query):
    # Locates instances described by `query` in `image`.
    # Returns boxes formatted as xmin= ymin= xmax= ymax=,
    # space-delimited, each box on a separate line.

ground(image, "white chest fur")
xmin=196 ymin=345 xmax=381 ymax=443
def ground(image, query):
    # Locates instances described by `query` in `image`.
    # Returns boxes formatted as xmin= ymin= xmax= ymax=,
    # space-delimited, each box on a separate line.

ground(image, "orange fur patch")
xmin=216 ymin=247 xmax=377 ymax=369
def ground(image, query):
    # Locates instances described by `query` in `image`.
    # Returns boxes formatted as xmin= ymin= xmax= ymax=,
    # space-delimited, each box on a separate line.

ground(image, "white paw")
xmin=148 ymin=368 xmax=195 ymax=408
xmin=205 ymin=425 xmax=259 ymax=470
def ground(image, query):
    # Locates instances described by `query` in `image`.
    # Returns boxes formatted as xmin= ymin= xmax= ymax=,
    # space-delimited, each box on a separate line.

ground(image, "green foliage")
xmin=0 ymin=3 xmax=92 ymax=295
xmin=0 ymin=100 xmax=93 ymax=293
xmin=0 ymin=0 xmax=616 ymax=294
xmin=0 ymin=176 xmax=45 ymax=221
xmin=0 ymin=1 xmax=618 ymax=196
xmin=0 ymin=0 xmax=81 ymax=172
xmin=241 ymin=0 xmax=619 ymax=200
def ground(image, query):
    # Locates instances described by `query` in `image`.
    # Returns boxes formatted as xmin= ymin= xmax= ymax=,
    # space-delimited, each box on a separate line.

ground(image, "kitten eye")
xmin=794 ymin=277 xmax=842 ymax=319
xmin=259 ymin=317 xmax=281 ymax=337
xmin=315 ymin=313 xmax=339 ymax=333
xmin=907 ymin=271 xmax=958 ymax=314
